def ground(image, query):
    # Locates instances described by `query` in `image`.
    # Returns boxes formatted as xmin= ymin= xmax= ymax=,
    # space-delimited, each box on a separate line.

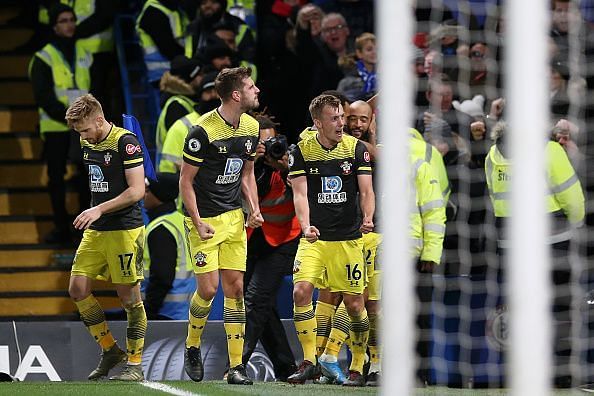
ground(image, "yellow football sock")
xmin=348 ymin=308 xmax=369 ymax=374
xmin=223 ymin=297 xmax=246 ymax=368
xmin=74 ymin=294 xmax=116 ymax=351
xmin=368 ymin=312 xmax=380 ymax=365
xmin=294 ymin=303 xmax=317 ymax=363
xmin=125 ymin=301 xmax=147 ymax=365
xmin=324 ymin=303 xmax=350 ymax=358
xmin=315 ymin=301 xmax=336 ymax=358
xmin=186 ymin=292 xmax=212 ymax=348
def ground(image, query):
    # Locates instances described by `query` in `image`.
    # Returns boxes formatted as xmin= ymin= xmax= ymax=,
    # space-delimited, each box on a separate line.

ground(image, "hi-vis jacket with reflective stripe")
xmin=410 ymin=156 xmax=447 ymax=263
xmin=28 ymin=43 xmax=92 ymax=135
xmin=409 ymin=128 xmax=451 ymax=202
xmin=63 ymin=0 xmax=114 ymax=53
xmin=143 ymin=210 xmax=196 ymax=320
xmin=485 ymin=141 xmax=585 ymax=245
xmin=159 ymin=111 xmax=201 ymax=174
xmin=136 ymin=0 xmax=189 ymax=83
xmin=156 ymin=95 xmax=196 ymax=158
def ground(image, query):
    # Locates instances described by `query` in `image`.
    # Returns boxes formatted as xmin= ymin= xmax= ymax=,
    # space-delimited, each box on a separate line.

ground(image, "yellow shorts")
xmin=72 ymin=226 xmax=145 ymax=284
xmin=293 ymin=238 xmax=365 ymax=294
xmin=363 ymin=232 xmax=382 ymax=301
xmin=184 ymin=208 xmax=247 ymax=274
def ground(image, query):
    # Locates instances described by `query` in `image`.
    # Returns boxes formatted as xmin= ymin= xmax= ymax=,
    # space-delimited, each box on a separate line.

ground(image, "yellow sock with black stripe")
xmin=348 ymin=308 xmax=369 ymax=374
xmin=186 ymin=292 xmax=213 ymax=348
xmin=368 ymin=312 xmax=380 ymax=366
xmin=223 ymin=297 xmax=246 ymax=368
xmin=126 ymin=301 xmax=147 ymax=365
xmin=294 ymin=303 xmax=317 ymax=363
xmin=74 ymin=295 xmax=116 ymax=351
xmin=324 ymin=303 xmax=350 ymax=358
xmin=315 ymin=301 xmax=336 ymax=358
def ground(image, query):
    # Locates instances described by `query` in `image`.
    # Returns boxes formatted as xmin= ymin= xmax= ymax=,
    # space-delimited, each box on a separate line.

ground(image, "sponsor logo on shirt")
xmin=318 ymin=176 xmax=346 ymax=203
xmin=89 ymin=164 xmax=109 ymax=192
xmin=126 ymin=144 xmax=141 ymax=155
xmin=216 ymin=158 xmax=243 ymax=184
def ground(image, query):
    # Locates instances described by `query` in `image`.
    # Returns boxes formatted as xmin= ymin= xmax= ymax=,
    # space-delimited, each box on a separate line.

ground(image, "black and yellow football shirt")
xmin=81 ymin=125 xmax=144 ymax=231
xmin=182 ymin=108 xmax=259 ymax=218
xmin=288 ymin=133 xmax=372 ymax=241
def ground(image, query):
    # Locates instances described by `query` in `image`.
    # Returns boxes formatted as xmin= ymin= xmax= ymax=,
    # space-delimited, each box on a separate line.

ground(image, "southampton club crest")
xmin=104 ymin=152 xmax=112 ymax=165
xmin=194 ymin=251 xmax=207 ymax=267
xmin=340 ymin=161 xmax=352 ymax=175
xmin=293 ymin=259 xmax=301 ymax=274
xmin=245 ymin=139 xmax=253 ymax=154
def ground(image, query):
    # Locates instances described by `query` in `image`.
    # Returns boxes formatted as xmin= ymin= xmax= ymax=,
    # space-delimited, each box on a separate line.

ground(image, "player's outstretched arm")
xmin=73 ymin=165 xmax=145 ymax=230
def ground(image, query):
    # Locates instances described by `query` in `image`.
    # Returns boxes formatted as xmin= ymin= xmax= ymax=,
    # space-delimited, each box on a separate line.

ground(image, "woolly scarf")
xmin=356 ymin=60 xmax=377 ymax=94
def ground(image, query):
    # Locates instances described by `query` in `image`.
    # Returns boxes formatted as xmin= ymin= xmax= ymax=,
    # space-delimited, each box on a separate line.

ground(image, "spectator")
xmin=136 ymin=0 xmax=189 ymax=85
xmin=415 ymin=75 xmax=472 ymax=166
xmin=28 ymin=3 xmax=93 ymax=244
xmin=155 ymin=55 xmax=204 ymax=159
xmin=143 ymin=173 xmax=196 ymax=320
xmin=255 ymin=0 xmax=310 ymax=139
xmin=551 ymin=0 xmax=571 ymax=58
xmin=159 ymin=71 xmax=219 ymax=174
xmin=210 ymin=20 xmax=258 ymax=78
xmin=337 ymin=32 xmax=377 ymax=101
xmin=295 ymin=11 xmax=350 ymax=103
xmin=550 ymin=58 xmax=570 ymax=118
xmin=186 ymin=0 xmax=256 ymax=63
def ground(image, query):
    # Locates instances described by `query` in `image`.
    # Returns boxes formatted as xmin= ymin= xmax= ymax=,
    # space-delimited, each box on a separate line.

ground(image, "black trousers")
xmin=498 ymin=240 xmax=573 ymax=384
xmin=242 ymin=228 xmax=298 ymax=378
xmin=43 ymin=131 xmax=90 ymax=231
xmin=415 ymin=264 xmax=434 ymax=383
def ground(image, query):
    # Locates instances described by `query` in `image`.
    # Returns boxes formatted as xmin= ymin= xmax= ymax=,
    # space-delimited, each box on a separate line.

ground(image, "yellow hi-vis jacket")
xmin=63 ymin=0 xmax=114 ymax=53
xmin=159 ymin=111 xmax=201 ymax=174
xmin=410 ymin=157 xmax=447 ymax=263
xmin=136 ymin=0 xmax=188 ymax=83
xmin=409 ymin=128 xmax=451 ymax=203
xmin=28 ymin=43 xmax=92 ymax=135
xmin=485 ymin=141 xmax=585 ymax=244
xmin=155 ymin=94 xmax=195 ymax=157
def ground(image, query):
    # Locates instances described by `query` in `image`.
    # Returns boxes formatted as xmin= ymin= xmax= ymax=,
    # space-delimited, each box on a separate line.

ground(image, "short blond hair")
xmin=355 ymin=32 xmax=375 ymax=52
xmin=309 ymin=94 xmax=341 ymax=121
xmin=65 ymin=94 xmax=103 ymax=128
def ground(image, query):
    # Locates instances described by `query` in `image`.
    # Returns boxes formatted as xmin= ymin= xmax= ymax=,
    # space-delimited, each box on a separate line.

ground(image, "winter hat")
xmin=49 ymin=3 xmax=75 ymax=27
xmin=197 ymin=71 xmax=218 ymax=94
xmin=146 ymin=173 xmax=179 ymax=203
xmin=452 ymin=95 xmax=485 ymax=118
xmin=170 ymin=56 xmax=203 ymax=83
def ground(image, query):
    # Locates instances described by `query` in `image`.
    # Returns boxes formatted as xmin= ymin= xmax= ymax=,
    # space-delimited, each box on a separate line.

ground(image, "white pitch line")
xmin=140 ymin=381 xmax=203 ymax=396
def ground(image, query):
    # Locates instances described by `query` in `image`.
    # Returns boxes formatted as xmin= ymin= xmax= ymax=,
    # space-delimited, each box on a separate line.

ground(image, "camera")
xmin=263 ymin=135 xmax=288 ymax=160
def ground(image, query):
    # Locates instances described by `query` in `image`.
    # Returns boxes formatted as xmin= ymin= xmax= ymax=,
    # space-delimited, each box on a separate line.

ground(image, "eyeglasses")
xmin=322 ymin=24 xmax=345 ymax=34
